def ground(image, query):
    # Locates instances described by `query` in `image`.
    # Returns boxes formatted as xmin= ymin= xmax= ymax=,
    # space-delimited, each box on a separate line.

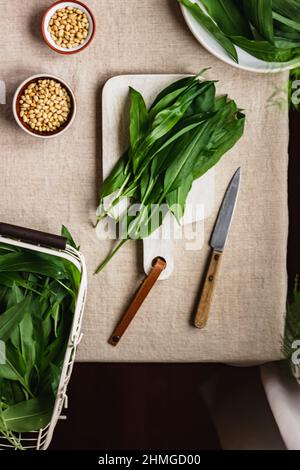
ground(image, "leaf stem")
xmin=0 ymin=351 xmax=35 ymax=399
xmin=0 ymin=411 xmax=24 ymax=450
xmin=95 ymin=174 xmax=134 ymax=227
xmin=94 ymin=239 xmax=128 ymax=274
xmin=95 ymin=180 xmax=140 ymax=227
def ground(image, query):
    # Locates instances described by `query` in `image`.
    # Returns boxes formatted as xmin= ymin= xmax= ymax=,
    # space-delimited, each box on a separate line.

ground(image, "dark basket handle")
xmin=0 ymin=223 xmax=67 ymax=250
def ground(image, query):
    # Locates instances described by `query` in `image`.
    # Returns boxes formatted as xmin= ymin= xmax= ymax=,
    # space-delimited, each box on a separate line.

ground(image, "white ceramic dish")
xmin=42 ymin=0 xmax=95 ymax=54
xmin=13 ymin=73 xmax=77 ymax=139
xmin=180 ymin=0 xmax=300 ymax=74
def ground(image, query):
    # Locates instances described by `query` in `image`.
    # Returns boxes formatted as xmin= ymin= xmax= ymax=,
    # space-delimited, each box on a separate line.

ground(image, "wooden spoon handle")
xmin=194 ymin=249 xmax=222 ymax=329
xmin=108 ymin=257 xmax=166 ymax=346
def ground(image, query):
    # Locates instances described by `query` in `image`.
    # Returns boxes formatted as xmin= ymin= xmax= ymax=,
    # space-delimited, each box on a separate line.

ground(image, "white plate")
xmin=180 ymin=0 xmax=300 ymax=74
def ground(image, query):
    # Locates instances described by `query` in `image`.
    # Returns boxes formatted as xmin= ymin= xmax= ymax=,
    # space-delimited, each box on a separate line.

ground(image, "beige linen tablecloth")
xmin=0 ymin=0 xmax=288 ymax=362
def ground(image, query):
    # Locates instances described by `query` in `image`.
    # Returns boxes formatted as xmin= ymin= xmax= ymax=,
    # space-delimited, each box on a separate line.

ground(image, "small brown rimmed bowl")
xmin=42 ymin=1 xmax=96 ymax=54
xmin=13 ymin=74 xmax=76 ymax=139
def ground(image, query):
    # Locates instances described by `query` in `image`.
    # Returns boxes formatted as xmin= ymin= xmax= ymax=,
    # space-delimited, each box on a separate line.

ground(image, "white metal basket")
xmin=0 ymin=225 xmax=87 ymax=450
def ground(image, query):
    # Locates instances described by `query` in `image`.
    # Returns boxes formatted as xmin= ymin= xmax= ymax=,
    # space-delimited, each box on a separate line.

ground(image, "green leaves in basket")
xmin=178 ymin=0 xmax=300 ymax=65
xmin=0 ymin=226 xmax=80 ymax=448
xmin=0 ymin=251 xmax=67 ymax=280
xmin=61 ymin=225 xmax=80 ymax=251
xmin=95 ymin=72 xmax=245 ymax=273
xmin=0 ymin=297 xmax=31 ymax=342
xmin=0 ymin=396 xmax=54 ymax=433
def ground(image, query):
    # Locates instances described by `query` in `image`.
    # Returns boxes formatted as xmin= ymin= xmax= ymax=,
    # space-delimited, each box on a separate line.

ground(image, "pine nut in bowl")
xmin=13 ymin=74 xmax=76 ymax=138
xmin=42 ymin=1 xmax=95 ymax=54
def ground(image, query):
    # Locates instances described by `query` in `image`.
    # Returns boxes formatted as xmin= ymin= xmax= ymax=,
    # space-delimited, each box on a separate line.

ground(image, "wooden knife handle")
xmin=194 ymin=249 xmax=222 ymax=329
xmin=108 ymin=257 xmax=166 ymax=346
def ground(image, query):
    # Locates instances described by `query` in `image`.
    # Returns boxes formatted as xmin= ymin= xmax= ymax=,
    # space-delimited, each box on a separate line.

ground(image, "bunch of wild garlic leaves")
xmin=95 ymin=73 xmax=245 ymax=272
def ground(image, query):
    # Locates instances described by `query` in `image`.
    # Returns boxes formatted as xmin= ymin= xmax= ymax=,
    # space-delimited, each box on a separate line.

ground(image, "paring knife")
xmin=194 ymin=168 xmax=241 ymax=329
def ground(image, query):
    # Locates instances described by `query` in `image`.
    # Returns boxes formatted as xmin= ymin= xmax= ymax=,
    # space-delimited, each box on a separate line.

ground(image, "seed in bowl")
xmin=19 ymin=79 xmax=71 ymax=133
xmin=48 ymin=6 xmax=89 ymax=49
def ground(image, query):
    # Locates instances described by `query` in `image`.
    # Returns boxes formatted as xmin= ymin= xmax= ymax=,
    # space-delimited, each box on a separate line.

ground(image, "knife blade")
xmin=194 ymin=168 xmax=241 ymax=329
xmin=210 ymin=167 xmax=241 ymax=252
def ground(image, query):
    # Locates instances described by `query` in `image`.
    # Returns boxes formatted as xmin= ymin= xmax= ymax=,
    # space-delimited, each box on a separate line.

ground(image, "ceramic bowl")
xmin=180 ymin=0 xmax=299 ymax=74
xmin=42 ymin=0 xmax=95 ymax=54
xmin=13 ymin=73 xmax=76 ymax=138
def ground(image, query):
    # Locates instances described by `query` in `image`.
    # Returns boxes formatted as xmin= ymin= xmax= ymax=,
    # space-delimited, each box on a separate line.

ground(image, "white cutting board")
xmin=101 ymin=75 xmax=215 ymax=279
